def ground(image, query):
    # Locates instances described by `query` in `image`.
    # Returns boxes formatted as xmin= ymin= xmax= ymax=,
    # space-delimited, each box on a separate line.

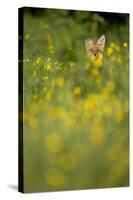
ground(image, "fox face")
xmin=85 ymin=35 xmax=105 ymax=57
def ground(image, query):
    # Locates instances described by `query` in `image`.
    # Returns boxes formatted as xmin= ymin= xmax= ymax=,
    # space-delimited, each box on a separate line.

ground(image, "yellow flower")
xmin=106 ymin=47 xmax=113 ymax=56
xmin=91 ymin=56 xmax=103 ymax=68
xmin=85 ymin=95 xmax=98 ymax=111
xmin=36 ymin=57 xmax=41 ymax=64
xmin=44 ymin=132 xmax=64 ymax=153
xmin=46 ymin=168 xmax=66 ymax=187
xmin=46 ymin=63 xmax=52 ymax=71
xmin=56 ymin=77 xmax=65 ymax=87
xmin=73 ymin=86 xmax=81 ymax=95
xmin=123 ymin=42 xmax=128 ymax=47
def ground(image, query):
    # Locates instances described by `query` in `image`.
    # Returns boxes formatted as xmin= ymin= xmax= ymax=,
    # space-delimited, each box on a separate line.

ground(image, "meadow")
xmin=21 ymin=8 xmax=129 ymax=192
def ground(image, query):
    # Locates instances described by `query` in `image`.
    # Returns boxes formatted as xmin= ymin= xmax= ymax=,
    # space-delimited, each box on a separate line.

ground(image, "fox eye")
xmin=89 ymin=49 xmax=93 ymax=52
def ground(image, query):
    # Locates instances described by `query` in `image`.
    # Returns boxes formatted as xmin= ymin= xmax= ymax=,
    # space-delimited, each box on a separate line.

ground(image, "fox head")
xmin=85 ymin=35 xmax=105 ymax=57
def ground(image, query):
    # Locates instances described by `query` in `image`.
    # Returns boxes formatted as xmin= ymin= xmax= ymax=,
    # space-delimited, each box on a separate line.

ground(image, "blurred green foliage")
xmin=20 ymin=8 xmax=129 ymax=193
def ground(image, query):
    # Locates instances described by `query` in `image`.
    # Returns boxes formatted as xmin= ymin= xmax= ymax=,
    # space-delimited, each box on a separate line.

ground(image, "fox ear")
xmin=97 ymin=35 xmax=105 ymax=52
xmin=85 ymin=39 xmax=94 ymax=55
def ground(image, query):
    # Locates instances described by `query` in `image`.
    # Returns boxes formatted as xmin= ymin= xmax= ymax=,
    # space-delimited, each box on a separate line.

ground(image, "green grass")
xmin=21 ymin=8 xmax=129 ymax=193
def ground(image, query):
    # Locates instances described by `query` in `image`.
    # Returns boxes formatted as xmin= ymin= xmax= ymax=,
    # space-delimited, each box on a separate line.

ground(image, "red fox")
xmin=85 ymin=35 xmax=106 ymax=82
xmin=85 ymin=35 xmax=105 ymax=57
